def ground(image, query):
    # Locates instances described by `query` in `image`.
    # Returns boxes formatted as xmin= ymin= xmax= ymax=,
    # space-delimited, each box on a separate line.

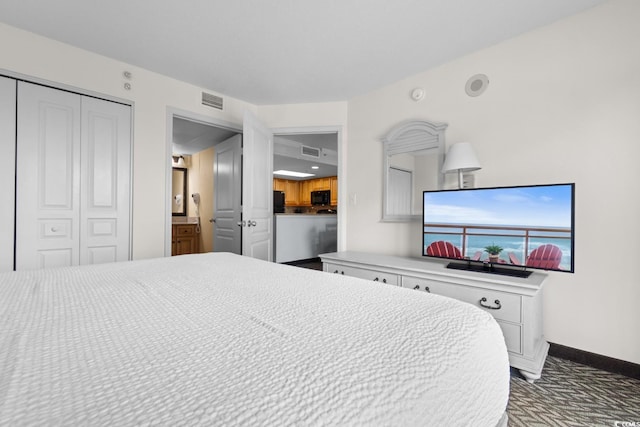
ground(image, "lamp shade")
xmin=442 ymin=142 xmax=481 ymax=173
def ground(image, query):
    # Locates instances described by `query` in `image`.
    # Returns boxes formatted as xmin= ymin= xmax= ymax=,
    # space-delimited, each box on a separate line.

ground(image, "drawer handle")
xmin=479 ymin=297 xmax=501 ymax=310
xmin=373 ymin=277 xmax=387 ymax=283
xmin=412 ymin=285 xmax=430 ymax=293
xmin=333 ymin=270 xmax=344 ymax=275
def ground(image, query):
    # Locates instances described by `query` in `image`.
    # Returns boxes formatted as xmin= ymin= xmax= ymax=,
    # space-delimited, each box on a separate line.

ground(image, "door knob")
xmin=209 ymin=218 xmax=216 ymax=223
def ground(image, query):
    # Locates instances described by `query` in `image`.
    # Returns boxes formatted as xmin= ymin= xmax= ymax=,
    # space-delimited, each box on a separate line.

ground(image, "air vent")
xmin=301 ymin=145 xmax=320 ymax=158
xmin=202 ymin=92 xmax=223 ymax=110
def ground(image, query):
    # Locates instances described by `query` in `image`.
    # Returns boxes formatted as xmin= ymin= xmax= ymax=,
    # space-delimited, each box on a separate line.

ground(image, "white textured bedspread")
xmin=0 ymin=253 xmax=509 ymax=426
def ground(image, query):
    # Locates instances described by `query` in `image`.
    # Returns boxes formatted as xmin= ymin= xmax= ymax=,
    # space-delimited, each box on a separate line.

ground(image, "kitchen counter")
xmin=274 ymin=215 xmax=337 ymax=263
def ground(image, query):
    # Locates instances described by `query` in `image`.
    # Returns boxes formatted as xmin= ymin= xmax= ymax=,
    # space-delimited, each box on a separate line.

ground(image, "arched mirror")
xmin=382 ymin=120 xmax=448 ymax=222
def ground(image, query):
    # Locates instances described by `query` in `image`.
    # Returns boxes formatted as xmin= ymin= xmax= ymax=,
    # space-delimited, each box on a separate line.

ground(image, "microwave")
xmin=311 ymin=190 xmax=330 ymax=205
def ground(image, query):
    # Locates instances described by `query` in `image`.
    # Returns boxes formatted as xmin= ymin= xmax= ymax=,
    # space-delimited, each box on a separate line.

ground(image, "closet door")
xmin=80 ymin=97 xmax=131 ymax=264
xmin=16 ymin=82 xmax=81 ymax=270
xmin=0 ymin=77 xmax=16 ymax=272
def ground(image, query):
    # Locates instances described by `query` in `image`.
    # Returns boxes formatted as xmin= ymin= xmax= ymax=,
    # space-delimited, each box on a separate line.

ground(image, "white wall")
xmin=0 ymin=23 xmax=256 ymax=260
xmin=258 ymin=102 xmax=347 ymax=129
xmin=346 ymin=0 xmax=640 ymax=364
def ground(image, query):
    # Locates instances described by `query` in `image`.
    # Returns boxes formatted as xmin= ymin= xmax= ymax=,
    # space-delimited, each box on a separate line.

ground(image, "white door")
xmin=242 ymin=111 xmax=273 ymax=261
xmin=16 ymin=82 xmax=131 ymax=270
xmin=0 ymin=77 xmax=16 ymax=272
xmin=80 ymin=97 xmax=131 ymax=264
xmin=213 ymin=134 xmax=242 ymax=254
xmin=16 ymin=82 xmax=82 ymax=270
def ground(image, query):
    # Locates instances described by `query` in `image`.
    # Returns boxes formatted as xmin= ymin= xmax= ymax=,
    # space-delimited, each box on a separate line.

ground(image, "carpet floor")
xmin=508 ymin=356 xmax=640 ymax=426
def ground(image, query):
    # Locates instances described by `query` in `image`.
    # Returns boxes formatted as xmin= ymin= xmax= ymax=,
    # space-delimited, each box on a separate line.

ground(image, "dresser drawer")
xmin=173 ymin=224 xmax=196 ymax=236
xmin=498 ymin=321 xmax=523 ymax=355
xmin=325 ymin=263 xmax=399 ymax=286
xmin=402 ymin=275 xmax=522 ymax=323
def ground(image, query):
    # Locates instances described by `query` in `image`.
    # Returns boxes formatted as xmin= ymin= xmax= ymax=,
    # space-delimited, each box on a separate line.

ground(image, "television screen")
xmin=423 ymin=183 xmax=574 ymax=275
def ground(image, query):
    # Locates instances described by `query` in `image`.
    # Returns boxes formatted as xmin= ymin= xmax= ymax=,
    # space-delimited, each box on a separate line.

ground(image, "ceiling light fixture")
xmin=311 ymin=166 xmax=319 ymax=170
xmin=273 ymin=170 xmax=315 ymax=178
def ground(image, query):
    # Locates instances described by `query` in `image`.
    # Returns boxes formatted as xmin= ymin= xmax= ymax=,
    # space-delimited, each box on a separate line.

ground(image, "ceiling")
xmin=172 ymin=118 xmax=238 ymax=155
xmin=273 ymin=134 xmax=338 ymax=180
xmin=0 ymin=0 xmax=607 ymax=105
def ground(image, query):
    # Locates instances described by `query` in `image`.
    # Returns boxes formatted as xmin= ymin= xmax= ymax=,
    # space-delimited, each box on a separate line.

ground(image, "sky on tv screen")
xmin=423 ymin=185 xmax=573 ymax=228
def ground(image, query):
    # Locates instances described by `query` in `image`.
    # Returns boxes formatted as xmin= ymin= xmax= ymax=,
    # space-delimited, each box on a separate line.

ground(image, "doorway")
xmin=272 ymin=129 xmax=340 ymax=263
xmin=165 ymin=109 xmax=241 ymax=257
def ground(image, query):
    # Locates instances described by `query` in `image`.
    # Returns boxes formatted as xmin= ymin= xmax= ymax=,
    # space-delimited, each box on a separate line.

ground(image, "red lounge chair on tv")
xmin=426 ymin=241 xmax=463 ymax=259
xmin=508 ymin=244 xmax=563 ymax=269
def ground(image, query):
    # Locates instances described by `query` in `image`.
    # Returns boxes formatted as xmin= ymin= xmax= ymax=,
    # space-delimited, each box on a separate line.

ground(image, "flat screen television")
xmin=422 ymin=183 xmax=574 ymax=278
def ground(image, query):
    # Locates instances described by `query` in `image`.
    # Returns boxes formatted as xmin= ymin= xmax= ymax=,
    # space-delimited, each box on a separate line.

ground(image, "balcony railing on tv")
xmin=423 ymin=223 xmax=572 ymax=262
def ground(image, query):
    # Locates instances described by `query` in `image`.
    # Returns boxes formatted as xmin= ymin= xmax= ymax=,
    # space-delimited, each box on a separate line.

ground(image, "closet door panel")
xmin=16 ymin=82 xmax=81 ymax=270
xmin=0 ymin=77 xmax=16 ymax=272
xmin=80 ymin=97 xmax=131 ymax=264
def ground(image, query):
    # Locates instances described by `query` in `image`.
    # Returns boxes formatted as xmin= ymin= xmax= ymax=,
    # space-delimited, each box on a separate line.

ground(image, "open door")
xmin=242 ymin=111 xmax=273 ymax=261
xmin=212 ymin=134 xmax=242 ymax=254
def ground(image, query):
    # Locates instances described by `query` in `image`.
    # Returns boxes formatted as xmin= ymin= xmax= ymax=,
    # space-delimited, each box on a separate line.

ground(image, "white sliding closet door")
xmin=0 ymin=77 xmax=16 ymax=272
xmin=16 ymin=82 xmax=82 ymax=270
xmin=15 ymin=82 xmax=131 ymax=270
xmin=80 ymin=97 xmax=131 ymax=264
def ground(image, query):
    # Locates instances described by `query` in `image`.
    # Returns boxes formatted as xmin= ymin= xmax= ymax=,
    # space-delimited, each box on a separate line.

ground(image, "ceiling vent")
xmin=301 ymin=145 xmax=320 ymax=158
xmin=202 ymin=92 xmax=223 ymax=110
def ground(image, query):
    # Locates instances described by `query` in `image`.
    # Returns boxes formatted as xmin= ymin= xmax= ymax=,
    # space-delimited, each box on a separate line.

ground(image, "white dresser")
xmin=319 ymin=251 xmax=549 ymax=382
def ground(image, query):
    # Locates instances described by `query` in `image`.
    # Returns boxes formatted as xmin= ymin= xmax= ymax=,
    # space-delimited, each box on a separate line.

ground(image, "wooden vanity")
xmin=171 ymin=223 xmax=199 ymax=256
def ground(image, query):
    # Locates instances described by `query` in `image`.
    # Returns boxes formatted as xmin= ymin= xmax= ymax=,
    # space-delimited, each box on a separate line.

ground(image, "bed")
xmin=0 ymin=252 xmax=509 ymax=426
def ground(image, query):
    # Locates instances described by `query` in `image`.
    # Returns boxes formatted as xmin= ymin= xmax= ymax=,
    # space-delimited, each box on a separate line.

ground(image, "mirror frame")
xmin=172 ymin=167 xmax=188 ymax=217
xmin=381 ymin=119 xmax=448 ymax=222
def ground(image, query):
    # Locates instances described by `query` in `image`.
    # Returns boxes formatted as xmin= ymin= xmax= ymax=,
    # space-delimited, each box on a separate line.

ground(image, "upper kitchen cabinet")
xmin=299 ymin=180 xmax=311 ymax=206
xmin=273 ymin=178 xmax=300 ymax=206
xmin=330 ymin=177 xmax=338 ymax=205
xmin=284 ymin=180 xmax=300 ymax=206
xmin=312 ymin=177 xmax=331 ymax=191
xmin=273 ymin=178 xmax=286 ymax=193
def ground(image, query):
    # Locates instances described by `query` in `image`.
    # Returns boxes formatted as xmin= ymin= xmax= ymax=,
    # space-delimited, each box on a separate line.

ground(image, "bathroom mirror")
xmin=381 ymin=120 xmax=448 ymax=222
xmin=172 ymin=167 xmax=187 ymax=216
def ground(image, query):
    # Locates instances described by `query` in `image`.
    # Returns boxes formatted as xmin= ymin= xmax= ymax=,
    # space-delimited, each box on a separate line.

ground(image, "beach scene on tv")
xmin=423 ymin=184 xmax=574 ymax=272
